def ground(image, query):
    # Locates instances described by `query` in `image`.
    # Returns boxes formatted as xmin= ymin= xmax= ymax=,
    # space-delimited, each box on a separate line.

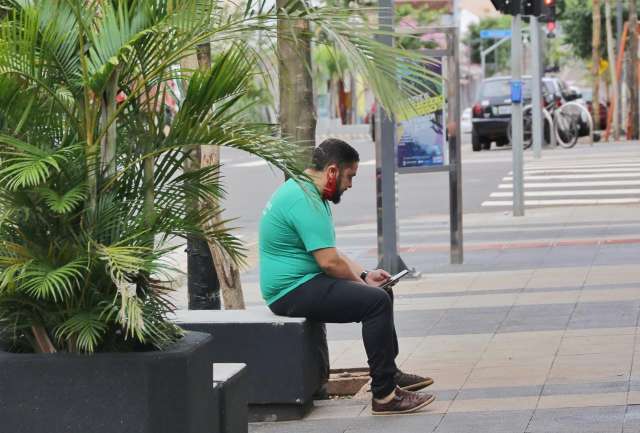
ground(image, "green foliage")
xmin=395 ymin=4 xmax=443 ymax=50
xmin=464 ymin=16 xmax=512 ymax=71
xmin=0 ymin=0 xmax=439 ymax=354
xmin=559 ymin=0 xmax=632 ymax=60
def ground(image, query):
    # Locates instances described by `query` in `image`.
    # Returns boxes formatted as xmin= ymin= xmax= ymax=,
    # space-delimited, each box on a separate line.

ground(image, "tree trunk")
xmin=605 ymin=0 xmax=620 ymax=139
xmin=277 ymin=0 xmax=316 ymax=166
xmin=182 ymin=45 xmax=244 ymax=309
xmin=593 ymin=0 xmax=602 ymax=130
xmin=196 ymin=44 xmax=245 ymax=310
xmin=629 ymin=0 xmax=639 ymax=139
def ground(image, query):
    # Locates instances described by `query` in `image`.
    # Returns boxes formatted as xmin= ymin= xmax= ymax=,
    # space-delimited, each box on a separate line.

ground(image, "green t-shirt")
xmin=259 ymin=179 xmax=335 ymax=305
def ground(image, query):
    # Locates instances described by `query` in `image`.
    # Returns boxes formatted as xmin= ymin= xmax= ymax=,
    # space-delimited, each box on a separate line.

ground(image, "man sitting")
xmin=259 ymin=138 xmax=435 ymax=415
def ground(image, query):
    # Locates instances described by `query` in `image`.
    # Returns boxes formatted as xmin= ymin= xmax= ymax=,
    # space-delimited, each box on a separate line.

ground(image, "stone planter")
xmin=0 ymin=331 xmax=217 ymax=433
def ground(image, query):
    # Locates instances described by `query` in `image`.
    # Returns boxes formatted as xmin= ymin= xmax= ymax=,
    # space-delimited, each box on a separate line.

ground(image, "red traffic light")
xmin=544 ymin=0 xmax=554 ymax=5
xmin=547 ymin=21 xmax=556 ymax=32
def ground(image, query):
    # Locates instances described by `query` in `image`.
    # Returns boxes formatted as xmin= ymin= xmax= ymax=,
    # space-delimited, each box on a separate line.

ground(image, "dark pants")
xmin=269 ymin=274 xmax=399 ymax=399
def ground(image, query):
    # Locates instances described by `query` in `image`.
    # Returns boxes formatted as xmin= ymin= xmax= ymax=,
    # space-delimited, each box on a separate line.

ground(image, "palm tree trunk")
xmin=277 ymin=0 xmax=316 ymax=166
xmin=593 ymin=0 xmax=602 ymax=130
xmin=605 ymin=0 xmax=620 ymax=139
xmin=100 ymin=71 xmax=119 ymax=177
xmin=629 ymin=0 xmax=639 ymax=139
xmin=183 ymin=44 xmax=244 ymax=310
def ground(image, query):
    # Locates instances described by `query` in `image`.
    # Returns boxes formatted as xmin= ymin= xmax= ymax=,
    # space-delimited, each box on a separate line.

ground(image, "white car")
xmin=461 ymin=107 xmax=472 ymax=134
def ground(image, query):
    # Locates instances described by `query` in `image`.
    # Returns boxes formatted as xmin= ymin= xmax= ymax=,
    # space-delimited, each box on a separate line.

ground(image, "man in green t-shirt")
xmin=259 ymin=138 xmax=435 ymax=415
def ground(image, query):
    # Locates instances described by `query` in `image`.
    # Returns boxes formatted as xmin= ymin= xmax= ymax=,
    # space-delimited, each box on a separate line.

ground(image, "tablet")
xmin=379 ymin=269 xmax=409 ymax=290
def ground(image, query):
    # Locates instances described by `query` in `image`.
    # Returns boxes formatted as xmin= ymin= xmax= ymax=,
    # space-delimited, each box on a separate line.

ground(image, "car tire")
xmin=472 ymin=132 xmax=482 ymax=152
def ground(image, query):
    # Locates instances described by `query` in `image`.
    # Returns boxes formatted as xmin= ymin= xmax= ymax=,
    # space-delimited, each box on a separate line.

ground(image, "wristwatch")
xmin=360 ymin=270 xmax=368 ymax=282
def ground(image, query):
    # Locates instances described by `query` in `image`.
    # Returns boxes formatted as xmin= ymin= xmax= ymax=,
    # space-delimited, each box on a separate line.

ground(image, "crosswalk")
xmin=481 ymin=157 xmax=640 ymax=208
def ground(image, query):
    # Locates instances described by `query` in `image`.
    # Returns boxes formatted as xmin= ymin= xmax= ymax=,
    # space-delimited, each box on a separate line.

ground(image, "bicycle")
xmin=507 ymin=99 xmax=580 ymax=149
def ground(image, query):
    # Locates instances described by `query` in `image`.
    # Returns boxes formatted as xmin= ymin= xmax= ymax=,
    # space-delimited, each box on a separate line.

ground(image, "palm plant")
xmin=0 ymin=0 xmax=438 ymax=354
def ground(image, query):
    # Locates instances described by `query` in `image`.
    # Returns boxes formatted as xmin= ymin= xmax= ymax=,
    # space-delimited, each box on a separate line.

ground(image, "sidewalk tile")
xmin=448 ymin=396 xmax=538 ymax=413
xmin=435 ymin=410 xmax=534 ymax=433
xmin=537 ymin=392 xmax=627 ymax=410
xmin=525 ymin=406 xmax=625 ymax=433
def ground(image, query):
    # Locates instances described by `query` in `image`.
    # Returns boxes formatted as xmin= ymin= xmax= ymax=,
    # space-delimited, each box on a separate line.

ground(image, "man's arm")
xmin=313 ymin=248 xmax=391 ymax=286
xmin=312 ymin=248 xmax=362 ymax=282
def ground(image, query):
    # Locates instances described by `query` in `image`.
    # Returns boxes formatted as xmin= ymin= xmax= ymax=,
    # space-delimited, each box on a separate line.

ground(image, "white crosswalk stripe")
xmin=483 ymin=157 xmax=640 ymax=208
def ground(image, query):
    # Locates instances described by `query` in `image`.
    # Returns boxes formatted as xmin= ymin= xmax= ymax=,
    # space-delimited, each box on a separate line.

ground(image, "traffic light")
xmin=491 ymin=0 xmax=556 ymax=18
xmin=538 ymin=0 xmax=556 ymax=23
xmin=490 ymin=0 xmax=520 ymax=15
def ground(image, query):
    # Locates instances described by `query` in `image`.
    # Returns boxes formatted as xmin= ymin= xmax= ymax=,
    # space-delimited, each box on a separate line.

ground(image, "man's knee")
xmin=367 ymin=287 xmax=392 ymax=315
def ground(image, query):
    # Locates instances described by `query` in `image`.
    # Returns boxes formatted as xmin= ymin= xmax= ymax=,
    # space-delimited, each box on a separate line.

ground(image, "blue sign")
xmin=511 ymin=80 xmax=523 ymax=104
xmin=480 ymin=29 xmax=512 ymax=39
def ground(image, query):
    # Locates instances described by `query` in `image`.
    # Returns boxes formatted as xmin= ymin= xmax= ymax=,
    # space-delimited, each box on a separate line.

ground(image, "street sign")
xmin=480 ymin=29 xmax=512 ymax=39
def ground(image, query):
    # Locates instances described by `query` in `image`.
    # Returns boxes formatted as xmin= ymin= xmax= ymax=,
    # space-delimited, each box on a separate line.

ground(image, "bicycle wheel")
xmin=554 ymin=109 xmax=579 ymax=148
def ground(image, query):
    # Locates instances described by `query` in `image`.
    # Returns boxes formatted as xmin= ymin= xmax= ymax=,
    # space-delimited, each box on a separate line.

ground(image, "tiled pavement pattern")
xmin=248 ymin=203 xmax=640 ymax=433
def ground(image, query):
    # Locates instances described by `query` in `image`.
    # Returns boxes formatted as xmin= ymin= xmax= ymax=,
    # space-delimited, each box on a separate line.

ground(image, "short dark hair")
xmin=310 ymin=138 xmax=359 ymax=171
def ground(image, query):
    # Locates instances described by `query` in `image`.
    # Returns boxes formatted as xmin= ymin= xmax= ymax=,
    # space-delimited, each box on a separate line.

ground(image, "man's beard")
xmin=330 ymin=172 xmax=344 ymax=204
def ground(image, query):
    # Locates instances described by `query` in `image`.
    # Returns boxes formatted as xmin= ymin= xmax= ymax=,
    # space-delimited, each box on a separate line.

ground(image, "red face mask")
xmin=322 ymin=172 xmax=337 ymax=201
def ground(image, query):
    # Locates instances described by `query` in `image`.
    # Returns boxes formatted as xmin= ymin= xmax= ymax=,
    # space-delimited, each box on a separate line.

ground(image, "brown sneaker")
xmin=394 ymin=369 xmax=434 ymax=391
xmin=371 ymin=387 xmax=436 ymax=415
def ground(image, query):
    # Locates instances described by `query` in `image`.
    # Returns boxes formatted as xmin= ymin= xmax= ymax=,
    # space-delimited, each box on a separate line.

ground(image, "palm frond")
xmin=17 ymin=257 xmax=87 ymax=302
xmin=38 ymin=183 xmax=87 ymax=214
xmin=54 ymin=311 xmax=108 ymax=353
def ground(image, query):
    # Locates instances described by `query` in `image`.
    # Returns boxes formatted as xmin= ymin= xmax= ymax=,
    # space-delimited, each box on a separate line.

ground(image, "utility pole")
xmin=593 ymin=0 xmax=602 ymax=131
xmin=629 ymin=0 xmax=639 ymax=139
xmin=375 ymin=0 xmax=407 ymax=273
xmin=605 ymin=0 xmax=620 ymax=140
xmin=531 ymin=15 xmax=543 ymax=158
xmin=512 ymin=10 xmax=525 ymax=216
xmin=617 ymin=0 xmax=624 ymax=136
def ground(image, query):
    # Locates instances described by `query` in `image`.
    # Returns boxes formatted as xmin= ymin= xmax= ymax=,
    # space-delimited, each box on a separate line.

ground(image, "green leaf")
xmin=0 ymin=136 xmax=81 ymax=190
xmin=54 ymin=312 xmax=108 ymax=353
xmin=17 ymin=258 xmax=87 ymax=302
xmin=38 ymin=183 xmax=87 ymax=214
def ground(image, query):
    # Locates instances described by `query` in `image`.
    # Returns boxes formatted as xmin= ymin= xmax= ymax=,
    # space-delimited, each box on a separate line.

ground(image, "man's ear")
xmin=327 ymin=164 xmax=339 ymax=178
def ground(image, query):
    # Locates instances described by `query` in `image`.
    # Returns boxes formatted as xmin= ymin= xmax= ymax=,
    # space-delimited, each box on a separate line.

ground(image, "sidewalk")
xmin=248 ymin=203 xmax=640 ymax=433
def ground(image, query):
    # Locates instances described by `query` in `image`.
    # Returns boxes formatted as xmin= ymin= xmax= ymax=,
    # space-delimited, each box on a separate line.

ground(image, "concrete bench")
xmin=173 ymin=309 xmax=329 ymax=422
xmin=213 ymin=363 xmax=248 ymax=433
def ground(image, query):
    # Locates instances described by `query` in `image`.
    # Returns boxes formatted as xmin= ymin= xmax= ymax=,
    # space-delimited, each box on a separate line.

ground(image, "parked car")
xmin=461 ymin=107 xmax=472 ymax=135
xmin=471 ymin=76 xmax=554 ymax=151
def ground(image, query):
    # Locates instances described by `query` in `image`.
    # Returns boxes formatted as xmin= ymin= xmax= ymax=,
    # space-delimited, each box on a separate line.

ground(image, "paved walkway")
xmin=248 ymin=200 xmax=640 ymax=433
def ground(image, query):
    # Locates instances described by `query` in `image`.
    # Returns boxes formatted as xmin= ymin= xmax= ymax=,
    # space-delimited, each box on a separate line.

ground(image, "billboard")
xmin=396 ymin=59 xmax=445 ymax=170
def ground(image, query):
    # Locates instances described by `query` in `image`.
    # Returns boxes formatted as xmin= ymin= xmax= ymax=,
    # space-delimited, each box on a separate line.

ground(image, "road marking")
xmin=482 ymin=198 xmax=640 ymax=207
xmin=515 ymin=167 xmax=640 ymax=175
xmin=524 ymin=161 xmax=640 ymax=170
xmin=498 ymin=180 xmax=640 ymax=188
xmin=503 ymin=173 xmax=640 ymax=181
xmin=231 ymin=160 xmax=268 ymax=168
xmin=490 ymin=189 xmax=640 ymax=197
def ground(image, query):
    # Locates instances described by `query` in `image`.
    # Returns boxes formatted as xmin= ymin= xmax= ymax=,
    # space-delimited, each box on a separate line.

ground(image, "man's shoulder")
xmin=274 ymin=180 xmax=320 ymax=205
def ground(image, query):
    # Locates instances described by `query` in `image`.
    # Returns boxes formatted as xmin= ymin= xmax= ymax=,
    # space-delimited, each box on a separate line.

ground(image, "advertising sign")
xmin=397 ymin=59 xmax=445 ymax=170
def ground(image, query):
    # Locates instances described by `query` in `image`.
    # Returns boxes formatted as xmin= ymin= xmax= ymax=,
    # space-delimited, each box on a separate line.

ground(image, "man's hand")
xmin=365 ymin=269 xmax=391 ymax=287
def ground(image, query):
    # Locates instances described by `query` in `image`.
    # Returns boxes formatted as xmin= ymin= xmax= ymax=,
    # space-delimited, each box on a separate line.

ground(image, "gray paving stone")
xmin=250 ymin=418 xmax=353 ymax=433
xmin=568 ymin=302 xmax=640 ymax=330
xmin=457 ymin=385 xmax=542 ymax=400
xmin=435 ymin=410 xmax=533 ymax=433
xmin=623 ymin=405 xmax=640 ymax=433
xmin=542 ymin=381 xmax=629 ymax=396
xmin=525 ymin=406 xmax=625 ymax=433
xmin=344 ymin=412 xmax=442 ymax=433
xmin=498 ymin=304 xmax=574 ymax=333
